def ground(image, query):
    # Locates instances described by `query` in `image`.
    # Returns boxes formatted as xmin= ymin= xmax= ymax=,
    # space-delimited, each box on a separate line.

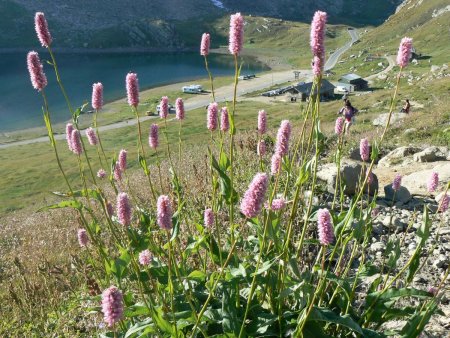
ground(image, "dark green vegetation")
xmin=1 ymin=0 xmax=402 ymax=49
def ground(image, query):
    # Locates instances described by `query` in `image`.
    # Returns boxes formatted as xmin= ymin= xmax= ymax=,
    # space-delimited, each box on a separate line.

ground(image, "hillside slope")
xmin=1 ymin=0 xmax=402 ymax=49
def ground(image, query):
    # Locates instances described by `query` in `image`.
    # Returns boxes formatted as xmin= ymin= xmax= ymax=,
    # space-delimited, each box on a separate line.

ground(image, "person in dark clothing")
xmin=400 ymin=99 xmax=411 ymax=114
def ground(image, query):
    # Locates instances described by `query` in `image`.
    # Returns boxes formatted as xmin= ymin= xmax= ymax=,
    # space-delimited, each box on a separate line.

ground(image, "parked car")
xmin=182 ymin=84 xmax=203 ymax=94
xmin=156 ymin=104 xmax=175 ymax=114
xmin=238 ymin=74 xmax=256 ymax=80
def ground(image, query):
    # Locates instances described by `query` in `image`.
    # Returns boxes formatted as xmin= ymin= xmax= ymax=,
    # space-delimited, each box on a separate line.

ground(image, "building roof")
xmin=293 ymin=79 xmax=335 ymax=94
xmin=340 ymin=73 xmax=362 ymax=81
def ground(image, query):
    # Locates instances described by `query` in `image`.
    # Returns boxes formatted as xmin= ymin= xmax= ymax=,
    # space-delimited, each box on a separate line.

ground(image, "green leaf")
xmin=37 ymin=199 xmax=82 ymax=212
xmin=386 ymin=238 xmax=401 ymax=270
xmin=211 ymin=155 xmax=238 ymax=205
xmin=138 ymin=155 xmax=149 ymax=175
xmin=399 ymin=300 xmax=438 ymax=337
xmin=371 ymin=141 xmax=379 ymax=162
xmin=251 ymin=257 xmax=278 ymax=277
xmin=366 ymin=287 xmax=432 ymax=307
xmin=125 ymin=318 xmax=155 ymax=338
xmin=222 ymin=286 xmax=240 ymax=335
xmin=219 ymin=151 xmax=231 ymax=171
xmin=307 ymin=307 xmax=364 ymax=335
xmin=188 ymin=270 xmax=207 ymax=282
xmin=72 ymin=103 xmax=88 ymax=123
xmin=43 ymin=111 xmax=55 ymax=146
xmin=407 ymin=206 xmax=430 ymax=283
xmin=124 ymin=304 xmax=151 ymax=318
xmin=153 ymin=307 xmax=174 ymax=334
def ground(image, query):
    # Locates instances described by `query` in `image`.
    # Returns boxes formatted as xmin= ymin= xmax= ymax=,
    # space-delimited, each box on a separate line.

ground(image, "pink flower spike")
xmin=139 ymin=250 xmax=152 ymax=266
xmin=27 ymin=51 xmax=47 ymax=91
xmin=157 ymin=195 xmax=173 ymax=230
xmin=92 ymin=82 xmax=103 ymax=110
xmin=97 ymin=169 xmax=106 ymax=179
xmin=207 ymin=102 xmax=218 ymax=131
xmin=106 ymin=201 xmax=114 ymax=217
xmin=220 ymin=107 xmax=229 ymax=132
xmin=160 ymin=96 xmax=169 ymax=119
xmin=257 ymin=140 xmax=266 ymax=156
xmin=113 ymin=162 xmax=122 ymax=181
xmin=271 ymin=154 xmax=282 ymax=176
xmin=118 ymin=149 xmax=127 ymax=172
xmin=392 ymin=174 xmax=402 ymax=191
xmin=101 ymin=286 xmax=124 ymax=327
xmin=117 ymin=192 xmax=131 ymax=226
xmin=77 ymin=229 xmax=88 ymax=247
xmin=175 ymin=97 xmax=185 ymax=120
xmin=71 ymin=129 xmax=83 ymax=155
xmin=66 ymin=123 xmax=74 ymax=151
xmin=396 ymin=37 xmax=413 ymax=68
xmin=335 ymin=117 xmax=345 ymax=135
xmin=438 ymin=194 xmax=449 ymax=213
xmin=275 ymin=120 xmax=292 ymax=157
xmin=34 ymin=12 xmax=52 ymax=47
xmin=267 ymin=198 xmax=286 ymax=211
xmin=200 ymin=33 xmax=211 ymax=56
xmin=240 ymin=173 xmax=268 ymax=218
xmin=229 ymin=13 xmax=244 ymax=55
xmin=85 ymin=127 xmax=98 ymax=146
xmin=312 ymin=55 xmax=323 ymax=76
xmin=126 ymin=73 xmax=139 ymax=107
xmin=366 ymin=169 xmax=374 ymax=185
xmin=149 ymin=124 xmax=159 ymax=149
xmin=427 ymin=171 xmax=439 ymax=193
xmin=258 ymin=110 xmax=267 ymax=134
xmin=204 ymin=208 xmax=214 ymax=228
xmin=310 ymin=11 xmax=327 ymax=59
xmin=360 ymin=138 xmax=370 ymax=162
xmin=317 ymin=208 xmax=334 ymax=246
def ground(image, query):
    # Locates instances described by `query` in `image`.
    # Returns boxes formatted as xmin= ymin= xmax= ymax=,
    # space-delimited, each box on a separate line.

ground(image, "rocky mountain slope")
xmin=1 ymin=0 xmax=403 ymax=49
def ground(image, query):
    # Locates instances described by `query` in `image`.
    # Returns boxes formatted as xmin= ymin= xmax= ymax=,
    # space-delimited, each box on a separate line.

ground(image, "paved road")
xmin=325 ymin=28 xmax=359 ymax=71
xmin=364 ymin=55 xmax=395 ymax=81
xmin=1 ymin=29 xmax=359 ymax=150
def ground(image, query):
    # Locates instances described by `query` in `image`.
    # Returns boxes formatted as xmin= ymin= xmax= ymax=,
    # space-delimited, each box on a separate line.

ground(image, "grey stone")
xmin=384 ymin=184 xmax=412 ymax=203
xmin=413 ymin=146 xmax=448 ymax=163
xmin=317 ymin=160 xmax=378 ymax=196
xmin=403 ymin=128 xmax=418 ymax=135
xmin=370 ymin=241 xmax=386 ymax=252
xmin=377 ymin=146 xmax=421 ymax=167
xmin=433 ymin=255 xmax=447 ymax=269
xmin=401 ymin=162 xmax=450 ymax=195
xmin=373 ymin=112 xmax=407 ymax=127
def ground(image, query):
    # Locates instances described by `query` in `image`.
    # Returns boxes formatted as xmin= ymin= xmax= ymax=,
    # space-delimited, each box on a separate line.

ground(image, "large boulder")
xmin=401 ymin=162 xmax=450 ymax=195
xmin=413 ymin=146 xmax=449 ymax=163
xmin=373 ymin=113 xmax=407 ymax=127
xmin=378 ymin=146 xmax=422 ymax=167
xmin=317 ymin=160 xmax=378 ymax=195
xmin=384 ymin=184 xmax=412 ymax=204
xmin=349 ymin=146 xmax=381 ymax=163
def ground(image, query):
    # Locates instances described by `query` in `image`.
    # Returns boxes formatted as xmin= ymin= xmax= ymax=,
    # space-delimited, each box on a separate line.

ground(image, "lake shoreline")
xmin=0 ymin=50 xmax=273 ymax=140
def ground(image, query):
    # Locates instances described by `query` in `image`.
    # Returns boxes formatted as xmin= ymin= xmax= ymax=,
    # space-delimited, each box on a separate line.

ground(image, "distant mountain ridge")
xmin=1 ymin=0 xmax=404 ymax=49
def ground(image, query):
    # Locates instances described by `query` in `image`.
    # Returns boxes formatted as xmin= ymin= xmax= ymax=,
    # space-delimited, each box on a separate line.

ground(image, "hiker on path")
xmin=338 ymin=99 xmax=358 ymax=134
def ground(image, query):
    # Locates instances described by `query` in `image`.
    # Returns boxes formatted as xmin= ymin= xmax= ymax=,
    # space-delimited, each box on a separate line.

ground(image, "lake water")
xmin=0 ymin=52 xmax=267 ymax=132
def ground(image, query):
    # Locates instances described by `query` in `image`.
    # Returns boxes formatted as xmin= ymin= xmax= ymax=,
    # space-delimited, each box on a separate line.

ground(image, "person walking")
xmin=338 ymin=99 xmax=358 ymax=134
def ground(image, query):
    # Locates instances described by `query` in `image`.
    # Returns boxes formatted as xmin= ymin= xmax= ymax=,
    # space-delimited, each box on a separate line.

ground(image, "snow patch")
xmin=210 ymin=0 xmax=226 ymax=9
xmin=432 ymin=5 xmax=450 ymax=18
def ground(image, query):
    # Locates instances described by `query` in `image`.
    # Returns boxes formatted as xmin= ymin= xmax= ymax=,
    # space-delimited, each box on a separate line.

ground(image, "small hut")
xmin=285 ymin=79 xmax=336 ymax=101
xmin=338 ymin=73 xmax=368 ymax=91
